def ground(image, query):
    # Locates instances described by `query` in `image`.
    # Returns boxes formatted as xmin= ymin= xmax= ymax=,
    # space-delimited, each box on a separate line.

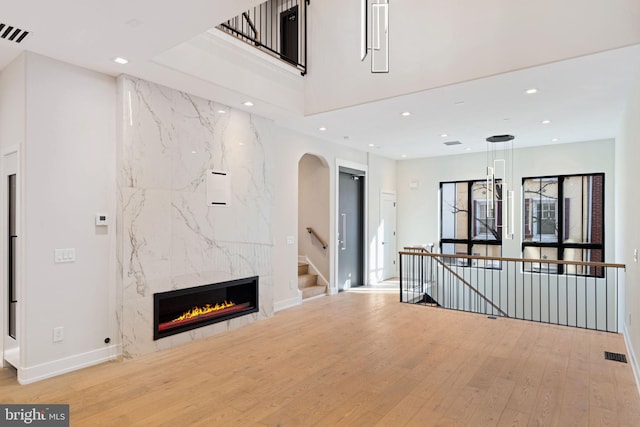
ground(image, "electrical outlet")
xmin=53 ymin=326 xmax=64 ymax=342
xmin=634 ymin=248 xmax=638 ymax=263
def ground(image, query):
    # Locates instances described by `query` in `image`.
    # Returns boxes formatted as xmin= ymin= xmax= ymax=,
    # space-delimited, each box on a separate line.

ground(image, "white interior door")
xmin=381 ymin=192 xmax=396 ymax=280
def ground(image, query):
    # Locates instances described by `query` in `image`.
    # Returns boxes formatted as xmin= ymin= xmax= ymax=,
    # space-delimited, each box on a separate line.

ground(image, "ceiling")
xmin=1 ymin=1 xmax=640 ymax=160
xmin=280 ymin=44 xmax=640 ymax=159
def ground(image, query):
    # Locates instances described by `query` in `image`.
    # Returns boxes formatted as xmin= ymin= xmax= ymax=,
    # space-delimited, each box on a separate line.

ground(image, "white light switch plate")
xmin=55 ymin=248 xmax=76 ymax=263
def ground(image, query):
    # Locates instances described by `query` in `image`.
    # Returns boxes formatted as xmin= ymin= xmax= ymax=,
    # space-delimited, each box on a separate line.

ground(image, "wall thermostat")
xmin=95 ymin=213 xmax=109 ymax=226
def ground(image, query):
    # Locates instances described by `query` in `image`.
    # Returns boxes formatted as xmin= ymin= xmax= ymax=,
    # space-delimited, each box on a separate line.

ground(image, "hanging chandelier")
xmin=360 ymin=0 xmax=389 ymax=73
xmin=486 ymin=134 xmax=515 ymax=240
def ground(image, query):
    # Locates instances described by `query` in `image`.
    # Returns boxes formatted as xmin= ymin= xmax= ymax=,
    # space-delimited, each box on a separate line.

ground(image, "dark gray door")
xmin=280 ymin=6 xmax=298 ymax=64
xmin=338 ymin=169 xmax=364 ymax=291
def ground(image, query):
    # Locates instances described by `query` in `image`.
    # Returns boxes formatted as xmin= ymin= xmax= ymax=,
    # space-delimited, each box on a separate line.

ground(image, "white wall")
xmin=270 ymin=126 xmax=368 ymax=308
xmin=397 ymin=139 xmax=615 ymax=260
xmin=306 ymin=0 xmax=640 ymax=114
xmin=0 ymin=54 xmax=25 ymax=152
xmin=0 ymin=53 xmax=391 ymax=380
xmin=617 ymin=74 xmax=640 ymax=387
xmin=20 ymin=53 xmax=117 ymax=383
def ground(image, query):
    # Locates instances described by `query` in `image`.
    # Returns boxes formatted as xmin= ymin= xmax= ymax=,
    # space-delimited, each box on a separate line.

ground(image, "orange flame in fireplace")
xmin=172 ymin=301 xmax=236 ymax=323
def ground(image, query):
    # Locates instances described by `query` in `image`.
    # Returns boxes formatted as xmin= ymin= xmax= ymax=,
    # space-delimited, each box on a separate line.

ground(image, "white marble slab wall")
xmin=117 ymin=76 xmax=274 ymax=357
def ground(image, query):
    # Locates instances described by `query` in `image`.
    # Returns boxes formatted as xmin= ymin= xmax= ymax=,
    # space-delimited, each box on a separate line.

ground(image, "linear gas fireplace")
xmin=153 ymin=276 xmax=259 ymax=340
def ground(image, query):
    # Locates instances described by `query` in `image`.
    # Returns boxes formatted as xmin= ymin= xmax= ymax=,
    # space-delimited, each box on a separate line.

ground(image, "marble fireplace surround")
xmin=117 ymin=76 xmax=274 ymax=358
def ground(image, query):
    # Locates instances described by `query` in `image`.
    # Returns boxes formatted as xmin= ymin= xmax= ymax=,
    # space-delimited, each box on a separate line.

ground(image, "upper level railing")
xmin=218 ymin=0 xmax=308 ymax=75
xmin=399 ymin=247 xmax=624 ymax=333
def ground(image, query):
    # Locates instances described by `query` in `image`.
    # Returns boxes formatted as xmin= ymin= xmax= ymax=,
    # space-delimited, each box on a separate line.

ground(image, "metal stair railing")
xmin=217 ymin=0 xmax=308 ymax=75
xmin=399 ymin=249 xmax=624 ymax=333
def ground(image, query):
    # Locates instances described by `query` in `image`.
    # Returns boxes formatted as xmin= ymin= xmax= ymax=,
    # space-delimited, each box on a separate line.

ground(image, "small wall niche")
xmin=206 ymin=170 xmax=231 ymax=206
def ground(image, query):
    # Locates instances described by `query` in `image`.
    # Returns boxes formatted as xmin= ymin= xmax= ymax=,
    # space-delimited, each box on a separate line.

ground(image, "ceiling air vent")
xmin=0 ymin=23 xmax=29 ymax=44
xmin=443 ymin=140 xmax=462 ymax=146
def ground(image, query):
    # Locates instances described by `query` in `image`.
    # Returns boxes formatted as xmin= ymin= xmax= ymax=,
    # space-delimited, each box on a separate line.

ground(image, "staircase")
xmin=298 ymin=263 xmax=326 ymax=299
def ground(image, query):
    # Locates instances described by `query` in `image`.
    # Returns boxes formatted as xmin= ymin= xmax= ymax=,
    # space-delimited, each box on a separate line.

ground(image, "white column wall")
xmin=0 ymin=53 xmax=26 ymax=368
xmin=20 ymin=53 xmax=118 ymax=383
xmin=616 ymin=73 xmax=640 ymax=388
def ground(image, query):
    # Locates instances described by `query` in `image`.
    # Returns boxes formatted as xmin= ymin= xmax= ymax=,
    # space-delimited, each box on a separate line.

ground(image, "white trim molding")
xmin=17 ymin=345 xmax=121 ymax=385
xmin=274 ymin=293 xmax=302 ymax=313
xmin=623 ymin=323 xmax=640 ymax=398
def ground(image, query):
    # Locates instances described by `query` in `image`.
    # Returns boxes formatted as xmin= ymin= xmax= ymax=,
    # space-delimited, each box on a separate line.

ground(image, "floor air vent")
xmin=0 ymin=23 xmax=29 ymax=44
xmin=604 ymin=351 xmax=627 ymax=363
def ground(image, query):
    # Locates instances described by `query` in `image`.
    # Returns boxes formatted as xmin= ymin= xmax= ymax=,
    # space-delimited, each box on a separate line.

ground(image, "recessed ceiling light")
xmin=319 ymin=127 xmax=327 ymax=131
xmin=552 ymin=138 xmax=559 ymax=142
xmin=401 ymin=154 xmax=407 ymax=158
xmin=525 ymin=88 xmax=538 ymax=94
xmin=217 ymin=109 xmax=227 ymax=114
xmin=113 ymin=57 xmax=129 ymax=65
xmin=243 ymin=101 xmax=254 ymax=107
xmin=440 ymin=133 xmax=448 ymax=138
xmin=191 ymin=150 xmax=197 ymax=154
xmin=542 ymin=119 xmax=551 ymax=124
xmin=465 ymin=147 xmax=472 ymax=151
xmin=368 ymin=143 xmax=375 ymax=147
xmin=401 ymin=111 xmax=411 ymax=117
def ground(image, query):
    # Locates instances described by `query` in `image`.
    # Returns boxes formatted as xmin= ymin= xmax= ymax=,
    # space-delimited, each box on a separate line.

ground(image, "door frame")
xmin=1 ymin=146 xmax=21 ymax=369
xmin=333 ymin=159 xmax=368 ymax=294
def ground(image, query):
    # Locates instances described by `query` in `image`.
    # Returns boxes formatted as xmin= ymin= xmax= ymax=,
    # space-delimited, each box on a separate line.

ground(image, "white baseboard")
xmin=623 ymin=323 xmax=640 ymax=398
xmin=274 ymin=294 xmax=302 ymax=312
xmin=17 ymin=344 xmax=121 ymax=385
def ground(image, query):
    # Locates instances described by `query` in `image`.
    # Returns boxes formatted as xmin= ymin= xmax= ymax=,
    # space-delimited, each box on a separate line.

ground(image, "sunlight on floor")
xmin=346 ymin=278 xmax=400 ymax=294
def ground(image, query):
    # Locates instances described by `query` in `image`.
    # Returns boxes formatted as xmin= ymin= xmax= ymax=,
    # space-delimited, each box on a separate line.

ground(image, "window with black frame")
xmin=440 ymin=180 xmax=502 ymax=269
xmin=522 ymin=173 xmax=604 ymax=277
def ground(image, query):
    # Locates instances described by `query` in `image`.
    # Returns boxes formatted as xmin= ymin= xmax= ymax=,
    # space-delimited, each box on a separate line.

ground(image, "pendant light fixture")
xmin=486 ymin=134 xmax=515 ymax=240
xmin=361 ymin=0 xmax=389 ymax=73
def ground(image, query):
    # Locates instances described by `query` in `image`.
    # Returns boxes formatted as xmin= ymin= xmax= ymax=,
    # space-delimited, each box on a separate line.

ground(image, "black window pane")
xmin=563 ymin=175 xmax=603 ymax=244
xmin=441 ymin=182 xmax=468 ymax=239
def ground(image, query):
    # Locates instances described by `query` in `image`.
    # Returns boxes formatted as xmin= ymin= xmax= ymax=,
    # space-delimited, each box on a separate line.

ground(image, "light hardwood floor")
xmin=1 ymin=290 xmax=639 ymax=426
